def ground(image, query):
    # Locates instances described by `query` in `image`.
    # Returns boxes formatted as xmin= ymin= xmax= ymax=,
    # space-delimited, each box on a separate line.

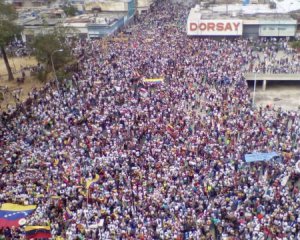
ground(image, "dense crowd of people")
xmin=1 ymin=0 xmax=300 ymax=239
xmin=4 ymin=40 xmax=31 ymax=58
xmin=248 ymin=39 xmax=300 ymax=74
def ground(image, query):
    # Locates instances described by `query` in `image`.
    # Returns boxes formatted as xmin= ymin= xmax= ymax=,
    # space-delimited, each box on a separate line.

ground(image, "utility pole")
xmin=252 ymin=73 xmax=257 ymax=108
xmin=226 ymin=0 xmax=228 ymax=15
xmin=50 ymin=49 xmax=64 ymax=95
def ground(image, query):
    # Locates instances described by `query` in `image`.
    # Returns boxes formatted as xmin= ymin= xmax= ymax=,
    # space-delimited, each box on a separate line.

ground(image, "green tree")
xmin=31 ymin=28 xmax=73 ymax=81
xmin=63 ymin=5 xmax=78 ymax=17
xmin=291 ymin=41 xmax=300 ymax=51
xmin=0 ymin=0 xmax=22 ymax=80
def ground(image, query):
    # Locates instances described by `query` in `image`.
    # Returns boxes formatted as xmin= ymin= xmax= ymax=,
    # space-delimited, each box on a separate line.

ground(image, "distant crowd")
xmin=5 ymin=40 xmax=31 ymax=57
xmin=248 ymin=38 xmax=300 ymax=74
xmin=1 ymin=0 xmax=300 ymax=239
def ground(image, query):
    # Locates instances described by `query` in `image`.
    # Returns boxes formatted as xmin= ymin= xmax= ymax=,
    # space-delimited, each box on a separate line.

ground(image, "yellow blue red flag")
xmin=25 ymin=226 xmax=51 ymax=239
xmin=0 ymin=203 xmax=37 ymax=228
xmin=143 ymin=78 xmax=164 ymax=84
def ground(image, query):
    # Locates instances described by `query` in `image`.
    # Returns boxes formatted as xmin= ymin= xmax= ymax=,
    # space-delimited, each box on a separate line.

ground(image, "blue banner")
xmin=245 ymin=152 xmax=279 ymax=163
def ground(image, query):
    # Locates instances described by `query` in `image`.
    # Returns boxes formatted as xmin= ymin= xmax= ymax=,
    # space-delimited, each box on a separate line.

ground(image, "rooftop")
xmin=23 ymin=17 xmax=62 ymax=26
xmin=189 ymin=0 xmax=300 ymax=23
xmin=210 ymin=0 xmax=300 ymax=14
xmin=85 ymin=0 xmax=132 ymax=2
xmin=197 ymin=10 xmax=297 ymax=20
xmin=63 ymin=12 xmax=125 ymax=27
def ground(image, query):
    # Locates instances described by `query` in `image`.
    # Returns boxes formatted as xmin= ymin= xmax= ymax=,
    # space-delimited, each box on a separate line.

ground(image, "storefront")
xmin=258 ymin=20 xmax=297 ymax=37
xmin=187 ymin=7 xmax=298 ymax=38
xmin=187 ymin=20 xmax=243 ymax=36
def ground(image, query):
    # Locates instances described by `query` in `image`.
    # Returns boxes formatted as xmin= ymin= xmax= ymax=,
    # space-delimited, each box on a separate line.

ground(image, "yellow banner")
xmin=1 ymin=203 xmax=37 ymax=211
xmin=25 ymin=226 xmax=51 ymax=231
xmin=143 ymin=78 xmax=164 ymax=83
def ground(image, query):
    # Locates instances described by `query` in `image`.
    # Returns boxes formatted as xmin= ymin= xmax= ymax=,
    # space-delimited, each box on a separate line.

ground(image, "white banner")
xmin=187 ymin=19 xmax=243 ymax=36
xmin=259 ymin=25 xmax=296 ymax=37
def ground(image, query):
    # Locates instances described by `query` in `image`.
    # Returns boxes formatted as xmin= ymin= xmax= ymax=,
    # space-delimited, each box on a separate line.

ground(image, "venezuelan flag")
xmin=0 ymin=203 xmax=37 ymax=228
xmin=86 ymin=174 xmax=100 ymax=189
xmin=25 ymin=226 xmax=52 ymax=239
xmin=63 ymin=207 xmax=72 ymax=221
xmin=143 ymin=78 xmax=164 ymax=84
xmin=166 ymin=124 xmax=177 ymax=138
xmin=62 ymin=175 xmax=69 ymax=185
xmin=166 ymin=124 xmax=175 ymax=133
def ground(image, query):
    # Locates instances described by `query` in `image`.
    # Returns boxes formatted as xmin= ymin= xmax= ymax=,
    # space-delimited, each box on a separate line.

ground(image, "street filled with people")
xmin=247 ymin=38 xmax=300 ymax=74
xmin=1 ymin=0 xmax=300 ymax=239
